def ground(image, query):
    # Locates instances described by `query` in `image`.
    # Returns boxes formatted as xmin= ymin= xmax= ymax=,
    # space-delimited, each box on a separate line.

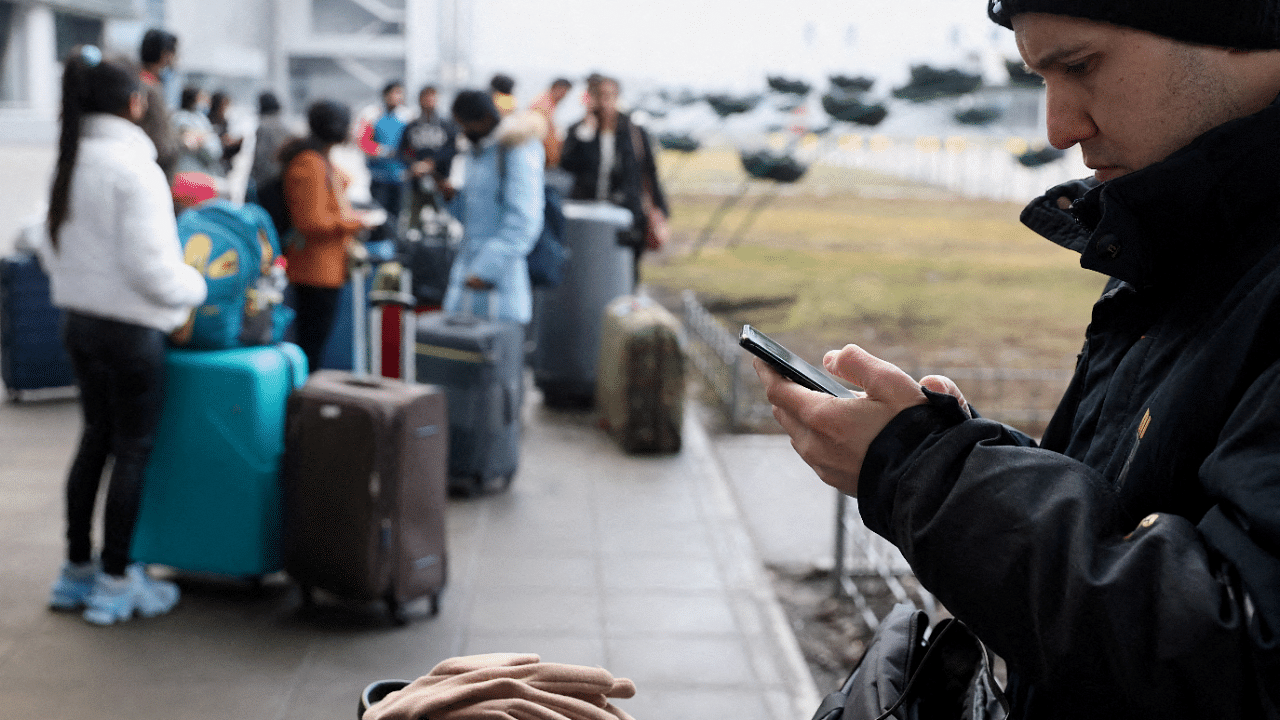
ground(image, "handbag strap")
xmin=872 ymin=618 xmax=1010 ymax=720
xmin=629 ymin=123 xmax=658 ymax=213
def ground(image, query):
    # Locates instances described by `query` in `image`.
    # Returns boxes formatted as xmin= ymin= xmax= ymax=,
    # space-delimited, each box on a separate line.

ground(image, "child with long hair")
xmin=42 ymin=46 xmax=207 ymax=625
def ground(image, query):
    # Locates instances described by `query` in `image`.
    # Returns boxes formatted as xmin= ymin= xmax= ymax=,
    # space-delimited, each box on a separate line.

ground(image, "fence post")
xmin=833 ymin=491 xmax=847 ymax=598
xmin=729 ymin=352 xmax=741 ymax=429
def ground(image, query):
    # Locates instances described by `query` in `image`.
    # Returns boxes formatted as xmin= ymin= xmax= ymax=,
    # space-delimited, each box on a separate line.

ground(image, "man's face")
xmin=1015 ymin=13 xmax=1246 ymax=182
xmin=385 ymin=86 xmax=405 ymax=110
xmin=591 ymin=82 xmax=619 ymax=118
xmin=420 ymin=90 xmax=437 ymax=114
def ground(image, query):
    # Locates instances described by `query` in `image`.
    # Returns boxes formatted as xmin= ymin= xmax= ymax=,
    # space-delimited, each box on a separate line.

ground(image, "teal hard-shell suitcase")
xmin=132 ymin=343 xmax=308 ymax=576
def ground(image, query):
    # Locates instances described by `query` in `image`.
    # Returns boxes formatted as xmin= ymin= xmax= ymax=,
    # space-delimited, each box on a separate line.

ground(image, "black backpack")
xmin=253 ymin=174 xmax=293 ymax=243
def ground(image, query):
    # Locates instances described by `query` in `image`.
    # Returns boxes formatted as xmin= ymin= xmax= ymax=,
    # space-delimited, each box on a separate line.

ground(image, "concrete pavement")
xmin=0 ymin=382 xmax=827 ymax=720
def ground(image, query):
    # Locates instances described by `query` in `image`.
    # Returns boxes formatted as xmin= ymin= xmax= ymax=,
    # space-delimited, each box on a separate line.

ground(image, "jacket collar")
xmin=82 ymin=113 xmax=158 ymax=162
xmin=469 ymin=111 xmax=549 ymax=154
xmin=1022 ymin=93 xmax=1280 ymax=288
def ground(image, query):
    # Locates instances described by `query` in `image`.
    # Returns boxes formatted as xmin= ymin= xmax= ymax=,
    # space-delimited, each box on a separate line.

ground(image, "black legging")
xmin=292 ymin=283 xmax=342 ymax=374
xmin=61 ymin=312 xmax=167 ymax=577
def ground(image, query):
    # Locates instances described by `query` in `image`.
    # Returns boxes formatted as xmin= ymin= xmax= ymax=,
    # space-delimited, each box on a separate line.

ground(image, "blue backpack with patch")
xmin=171 ymin=201 xmax=294 ymax=349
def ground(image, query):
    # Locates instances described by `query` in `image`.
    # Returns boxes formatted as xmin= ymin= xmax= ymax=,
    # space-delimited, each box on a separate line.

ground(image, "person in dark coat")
xmin=756 ymin=1 xmax=1280 ymax=717
xmin=559 ymin=76 xmax=668 ymax=284
xmin=398 ymin=85 xmax=459 ymax=229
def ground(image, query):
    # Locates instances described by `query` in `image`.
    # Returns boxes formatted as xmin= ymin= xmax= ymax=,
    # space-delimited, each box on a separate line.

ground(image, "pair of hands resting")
xmin=754 ymin=344 xmax=967 ymax=497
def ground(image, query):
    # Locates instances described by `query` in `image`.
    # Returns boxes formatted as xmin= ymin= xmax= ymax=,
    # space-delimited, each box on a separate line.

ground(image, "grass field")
xmin=640 ymin=148 xmax=1106 ymax=431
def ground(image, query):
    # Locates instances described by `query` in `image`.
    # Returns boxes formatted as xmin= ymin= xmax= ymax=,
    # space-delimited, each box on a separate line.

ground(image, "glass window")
xmin=53 ymin=11 xmax=101 ymax=63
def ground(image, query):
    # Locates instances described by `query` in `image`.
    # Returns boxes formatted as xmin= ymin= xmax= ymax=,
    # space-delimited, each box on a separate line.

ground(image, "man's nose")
xmin=1044 ymin=82 xmax=1097 ymax=150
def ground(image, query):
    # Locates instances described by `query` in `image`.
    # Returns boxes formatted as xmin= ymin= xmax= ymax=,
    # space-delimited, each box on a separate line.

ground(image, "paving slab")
xmin=0 ymin=388 xmax=820 ymax=720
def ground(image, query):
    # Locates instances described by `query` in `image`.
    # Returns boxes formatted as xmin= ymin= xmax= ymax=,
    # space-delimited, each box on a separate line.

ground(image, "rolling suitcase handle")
xmin=369 ymin=262 xmax=418 ymax=382
xmin=351 ymin=261 xmax=370 ymax=377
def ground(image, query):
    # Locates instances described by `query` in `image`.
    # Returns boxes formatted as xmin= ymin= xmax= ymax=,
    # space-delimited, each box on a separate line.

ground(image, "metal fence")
xmin=680 ymin=290 xmax=1074 ymax=624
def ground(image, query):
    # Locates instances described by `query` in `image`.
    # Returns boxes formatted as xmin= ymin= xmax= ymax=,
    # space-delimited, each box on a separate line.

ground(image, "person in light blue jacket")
xmin=444 ymin=90 xmax=546 ymax=324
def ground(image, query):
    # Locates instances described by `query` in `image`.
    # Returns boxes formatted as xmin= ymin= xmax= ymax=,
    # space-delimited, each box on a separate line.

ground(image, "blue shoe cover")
xmin=82 ymin=563 xmax=179 ymax=625
xmin=48 ymin=561 xmax=99 ymax=611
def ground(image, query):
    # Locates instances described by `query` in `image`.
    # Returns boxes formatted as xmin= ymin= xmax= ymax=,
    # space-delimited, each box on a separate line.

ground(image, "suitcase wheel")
xmin=385 ymin=591 xmax=408 ymax=626
xmin=447 ymin=474 xmax=515 ymax=498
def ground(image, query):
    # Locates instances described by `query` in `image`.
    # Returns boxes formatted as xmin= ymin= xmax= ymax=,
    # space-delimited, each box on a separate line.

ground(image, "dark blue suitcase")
xmin=414 ymin=311 xmax=524 ymax=496
xmin=0 ymin=254 xmax=76 ymax=400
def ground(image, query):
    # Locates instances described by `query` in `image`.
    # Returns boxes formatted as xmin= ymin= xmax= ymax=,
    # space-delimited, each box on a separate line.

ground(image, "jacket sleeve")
xmin=285 ymin=152 xmax=364 ymax=239
xmin=467 ymin=142 xmax=545 ymax=284
xmin=114 ymin=163 xmax=207 ymax=310
xmin=636 ymin=127 xmax=669 ymax=217
xmin=558 ymin=122 xmax=593 ymax=173
xmin=859 ymin=388 xmax=1278 ymax=716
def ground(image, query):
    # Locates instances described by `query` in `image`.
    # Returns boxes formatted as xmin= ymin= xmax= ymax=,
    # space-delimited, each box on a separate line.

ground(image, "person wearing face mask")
xmin=137 ymin=29 xmax=179 ymax=181
xmin=443 ymin=90 xmax=545 ymax=325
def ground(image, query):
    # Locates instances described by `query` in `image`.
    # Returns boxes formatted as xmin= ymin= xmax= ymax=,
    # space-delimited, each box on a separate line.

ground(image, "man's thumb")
xmin=823 ymin=345 xmax=918 ymax=402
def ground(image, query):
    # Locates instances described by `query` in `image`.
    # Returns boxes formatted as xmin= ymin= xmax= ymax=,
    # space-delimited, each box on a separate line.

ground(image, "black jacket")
xmin=399 ymin=112 xmax=458 ymax=181
xmin=559 ymin=113 xmax=669 ymax=238
xmin=860 ymin=95 xmax=1280 ymax=718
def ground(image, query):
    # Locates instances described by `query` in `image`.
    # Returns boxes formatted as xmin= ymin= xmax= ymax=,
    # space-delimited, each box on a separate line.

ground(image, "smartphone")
xmin=739 ymin=324 xmax=857 ymax=398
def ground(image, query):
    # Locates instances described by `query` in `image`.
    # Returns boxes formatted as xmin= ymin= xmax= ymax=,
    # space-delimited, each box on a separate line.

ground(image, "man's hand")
xmin=411 ymin=159 xmax=435 ymax=178
xmin=755 ymin=345 xmax=928 ymax=496
xmin=464 ymin=275 xmax=494 ymax=290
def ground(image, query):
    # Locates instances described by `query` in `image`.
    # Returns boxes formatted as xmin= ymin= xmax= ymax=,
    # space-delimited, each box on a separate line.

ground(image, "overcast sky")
xmin=469 ymin=0 xmax=1022 ymax=94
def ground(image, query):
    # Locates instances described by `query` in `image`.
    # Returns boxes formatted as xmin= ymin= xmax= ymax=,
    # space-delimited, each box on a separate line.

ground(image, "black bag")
xmin=253 ymin=174 xmax=292 ymax=242
xmin=528 ymin=183 xmax=569 ymax=288
xmin=400 ymin=226 xmax=456 ymax=308
xmin=812 ymin=604 xmax=1008 ymax=720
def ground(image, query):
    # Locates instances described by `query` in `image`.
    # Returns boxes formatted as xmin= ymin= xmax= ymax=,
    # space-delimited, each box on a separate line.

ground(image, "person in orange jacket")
xmin=279 ymin=99 xmax=384 ymax=372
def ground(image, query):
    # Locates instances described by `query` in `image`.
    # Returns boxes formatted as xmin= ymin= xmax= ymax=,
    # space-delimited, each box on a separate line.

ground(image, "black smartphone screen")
xmin=739 ymin=324 xmax=857 ymax=398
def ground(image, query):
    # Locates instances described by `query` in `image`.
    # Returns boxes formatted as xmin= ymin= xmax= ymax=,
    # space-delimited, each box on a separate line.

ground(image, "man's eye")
xmin=1064 ymin=60 xmax=1090 ymax=75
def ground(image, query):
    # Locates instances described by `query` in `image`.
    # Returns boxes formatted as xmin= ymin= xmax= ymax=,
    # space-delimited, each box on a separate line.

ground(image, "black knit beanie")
xmin=988 ymin=0 xmax=1280 ymax=49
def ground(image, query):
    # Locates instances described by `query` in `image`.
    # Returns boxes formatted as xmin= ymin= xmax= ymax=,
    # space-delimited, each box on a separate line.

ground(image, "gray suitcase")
xmin=529 ymin=201 xmax=634 ymax=407
xmin=415 ymin=309 xmax=524 ymax=497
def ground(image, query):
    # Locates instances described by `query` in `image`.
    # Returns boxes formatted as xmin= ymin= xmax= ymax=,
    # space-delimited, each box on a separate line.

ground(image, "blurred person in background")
xmin=529 ymin=77 xmax=571 ymax=168
xmin=172 ymin=86 xmax=223 ymax=182
xmin=42 ymin=46 xmax=207 ymax=625
xmin=207 ymin=90 xmax=243 ymax=177
xmin=560 ymin=75 xmax=668 ymax=283
xmin=281 ymin=99 xmax=385 ymax=372
xmin=360 ymin=81 xmax=409 ymax=243
xmin=445 ymin=89 xmax=544 ymax=324
xmin=137 ymin=29 xmax=179 ymax=180
xmin=399 ymin=85 xmax=459 ymax=230
xmin=246 ymin=91 xmax=292 ymax=203
xmin=490 ymin=73 xmax=517 ymax=117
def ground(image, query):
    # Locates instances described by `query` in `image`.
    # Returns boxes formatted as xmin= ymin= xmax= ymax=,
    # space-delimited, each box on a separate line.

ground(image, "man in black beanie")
xmin=757 ymin=2 xmax=1280 ymax=718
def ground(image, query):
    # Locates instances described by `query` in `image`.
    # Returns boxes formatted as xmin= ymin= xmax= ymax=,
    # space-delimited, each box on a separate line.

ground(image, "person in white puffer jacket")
xmin=39 ymin=46 xmax=206 ymax=626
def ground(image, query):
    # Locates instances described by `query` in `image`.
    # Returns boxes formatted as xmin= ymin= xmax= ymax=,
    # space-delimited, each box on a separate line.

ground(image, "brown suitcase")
xmin=596 ymin=295 xmax=686 ymax=453
xmin=283 ymin=370 xmax=448 ymax=623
